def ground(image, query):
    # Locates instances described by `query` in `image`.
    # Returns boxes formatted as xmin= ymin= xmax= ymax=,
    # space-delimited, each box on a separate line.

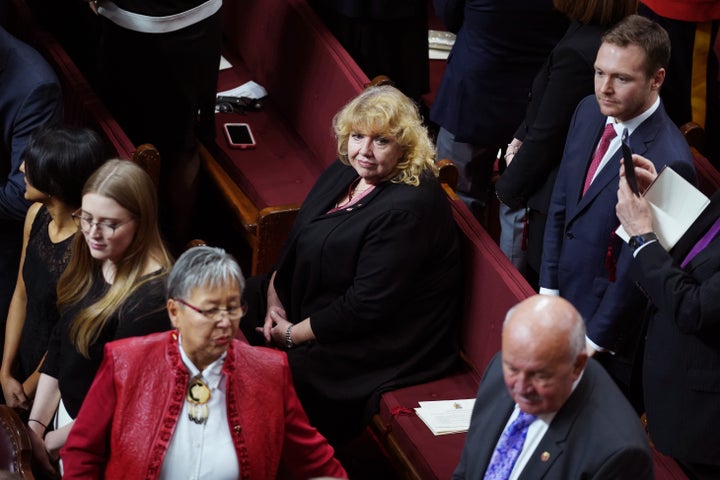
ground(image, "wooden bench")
xmin=0 ymin=406 xmax=33 ymax=479
xmin=6 ymin=0 xmax=160 ymax=186
xmin=681 ymin=121 xmax=720 ymax=196
xmin=370 ymin=184 xmax=536 ymax=479
xmin=198 ymin=0 xmax=370 ymax=274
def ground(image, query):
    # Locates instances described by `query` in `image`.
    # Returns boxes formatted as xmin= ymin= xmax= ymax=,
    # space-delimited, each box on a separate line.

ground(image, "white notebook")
xmin=616 ymin=166 xmax=710 ymax=250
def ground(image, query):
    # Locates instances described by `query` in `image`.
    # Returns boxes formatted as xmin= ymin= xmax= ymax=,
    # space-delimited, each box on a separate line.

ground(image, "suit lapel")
xmin=518 ymin=366 xmax=594 ymax=479
xmin=567 ymin=116 xmax=606 ymax=220
xmin=671 ymin=192 xmax=720 ymax=266
xmin=570 ymin=108 xmax=660 ymax=222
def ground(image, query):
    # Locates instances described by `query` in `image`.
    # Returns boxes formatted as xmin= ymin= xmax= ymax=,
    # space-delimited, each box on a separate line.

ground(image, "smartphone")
xmin=223 ymin=123 xmax=256 ymax=149
xmin=621 ymin=127 xmax=639 ymax=195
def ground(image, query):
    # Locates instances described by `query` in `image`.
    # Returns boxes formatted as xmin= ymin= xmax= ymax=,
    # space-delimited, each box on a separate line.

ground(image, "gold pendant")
xmin=186 ymin=376 xmax=211 ymax=424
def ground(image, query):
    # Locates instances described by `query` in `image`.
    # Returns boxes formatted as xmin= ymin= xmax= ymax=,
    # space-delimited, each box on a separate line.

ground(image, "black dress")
xmin=18 ymin=206 xmax=72 ymax=380
xmin=41 ymin=269 xmax=170 ymax=418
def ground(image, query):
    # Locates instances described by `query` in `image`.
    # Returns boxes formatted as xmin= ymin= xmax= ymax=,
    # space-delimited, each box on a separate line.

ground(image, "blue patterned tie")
xmin=483 ymin=410 xmax=537 ymax=480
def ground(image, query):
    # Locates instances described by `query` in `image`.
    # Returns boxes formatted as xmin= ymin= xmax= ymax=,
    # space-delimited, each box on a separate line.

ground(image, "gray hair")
xmin=166 ymin=246 xmax=245 ymax=300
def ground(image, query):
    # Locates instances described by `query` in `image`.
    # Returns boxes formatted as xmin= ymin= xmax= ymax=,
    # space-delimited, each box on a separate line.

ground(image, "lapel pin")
xmin=541 ymin=451 xmax=550 ymax=462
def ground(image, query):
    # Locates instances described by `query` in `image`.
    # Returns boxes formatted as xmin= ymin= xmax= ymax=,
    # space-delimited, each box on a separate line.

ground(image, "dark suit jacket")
xmin=274 ymin=160 xmax=462 ymax=434
xmin=453 ymin=354 xmax=653 ymax=479
xmin=632 ymin=192 xmax=720 ymax=465
xmin=429 ymin=0 xmax=567 ymax=144
xmin=0 ymin=25 xmax=62 ymax=374
xmin=540 ymin=96 xmax=696 ymax=351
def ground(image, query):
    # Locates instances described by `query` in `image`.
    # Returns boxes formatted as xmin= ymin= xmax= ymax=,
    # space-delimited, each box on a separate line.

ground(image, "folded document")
xmin=415 ymin=399 xmax=475 ymax=436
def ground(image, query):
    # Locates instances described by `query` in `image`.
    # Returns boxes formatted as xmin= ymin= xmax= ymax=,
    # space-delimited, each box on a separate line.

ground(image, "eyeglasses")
xmin=174 ymin=298 xmax=246 ymax=322
xmin=72 ymin=210 xmax=134 ymax=238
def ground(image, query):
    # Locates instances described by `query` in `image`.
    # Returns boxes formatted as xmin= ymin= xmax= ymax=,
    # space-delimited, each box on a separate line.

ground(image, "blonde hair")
xmin=57 ymin=160 xmax=173 ymax=357
xmin=333 ymin=85 xmax=437 ymax=186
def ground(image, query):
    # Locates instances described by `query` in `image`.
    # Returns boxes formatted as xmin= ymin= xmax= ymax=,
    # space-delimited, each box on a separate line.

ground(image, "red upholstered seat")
xmin=208 ymin=0 xmax=369 ymax=211
xmin=374 ymin=370 xmax=477 ymax=480
xmin=371 ymin=185 xmax=536 ymax=480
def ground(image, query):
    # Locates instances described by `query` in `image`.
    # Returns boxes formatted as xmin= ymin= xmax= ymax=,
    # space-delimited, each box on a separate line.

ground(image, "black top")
xmin=41 ymin=269 xmax=170 ymax=418
xmin=275 ymin=161 xmax=462 ymax=442
xmin=18 ymin=206 xmax=73 ymax=380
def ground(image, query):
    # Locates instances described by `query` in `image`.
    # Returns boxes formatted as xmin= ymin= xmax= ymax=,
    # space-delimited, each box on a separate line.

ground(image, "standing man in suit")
xmin=453 ymin=295 xmax=653 ymax=480
xmin=0 ymin=26 xmax=62 ymax=384
xmin=539 ymin=15 xmax=696 ymax=399
xmin=430 ymin=0 xmax=568 ymax=219
xmin=617 ymin=155 xmax=720 ymax=480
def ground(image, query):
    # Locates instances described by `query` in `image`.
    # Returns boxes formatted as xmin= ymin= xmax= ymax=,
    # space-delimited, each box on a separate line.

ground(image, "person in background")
xmin=495 ymin=0 xmax=637 ymax=286
xmin=0 ymin=26 xmax=63 ymax=391
xmin=0 ymin=126 xmax=105 ymax=410
xmin=61 ymin=246 xmax=347 ymax=480
xmin=85 ymin=0 xmax=221 ymax=252
xmin=453 ymin=295 xmax=653 ymax=479
xmin=430 ymin=0 xmax=567 ymax=221
xmin=617 ymin=154 xmax=720 ymax=480
xmin=539 ymin=15 xmax=695 ymax=400
xmin=26 ymin=160 xmax=173 ymax=475
xmin=639 ymin=0 xmax=720 ymax=167
xmin=309 ymin=0 xmax=430 ymax=105
xmin=241 ymin=85 xmax=462 ymax=447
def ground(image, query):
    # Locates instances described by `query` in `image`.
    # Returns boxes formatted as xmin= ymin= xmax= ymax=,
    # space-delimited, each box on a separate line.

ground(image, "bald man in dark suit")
xmin=453 ymin=295 xmax=653 ymax=480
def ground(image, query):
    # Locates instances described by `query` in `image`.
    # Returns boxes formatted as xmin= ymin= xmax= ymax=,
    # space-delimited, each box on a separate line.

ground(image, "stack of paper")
xmin=415 ymin=399 xmax=475 ymax=436
xmin=428 ymin=29 xmax=455 ymax=60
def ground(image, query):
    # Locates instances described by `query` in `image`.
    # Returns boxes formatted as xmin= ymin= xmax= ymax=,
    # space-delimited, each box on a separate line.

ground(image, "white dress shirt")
xmin=159 ymin=340 xmax=239 ymax=480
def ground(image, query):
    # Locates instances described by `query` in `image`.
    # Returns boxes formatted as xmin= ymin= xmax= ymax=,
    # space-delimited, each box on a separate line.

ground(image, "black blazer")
xmin=453 ymin=354 xmax=653 ymax=479
xmin=275 ymin=160 xmax=463 ymax=424
xmin=496 ymin=21 xmax=604 ymax=213
xmin=632 ymin=192 xmax=720 ymax=465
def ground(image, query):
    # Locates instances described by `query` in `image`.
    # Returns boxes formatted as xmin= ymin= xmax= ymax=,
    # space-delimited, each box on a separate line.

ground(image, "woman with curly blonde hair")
xmin=241 ymin=85 xmax=462 ymax=447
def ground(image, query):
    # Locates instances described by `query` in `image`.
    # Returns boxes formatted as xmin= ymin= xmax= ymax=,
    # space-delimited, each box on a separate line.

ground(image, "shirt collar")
xmin=606 ymin=96 xmax=660 ymax=136
xmin=177 ymin=334 xmax=226 ymax=389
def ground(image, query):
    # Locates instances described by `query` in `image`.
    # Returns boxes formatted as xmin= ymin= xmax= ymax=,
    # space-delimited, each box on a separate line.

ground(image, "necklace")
xmin=336 ymin=177 xmax=373 ymax=208
xmin=186 ymin=375 xmax=211 ymax=424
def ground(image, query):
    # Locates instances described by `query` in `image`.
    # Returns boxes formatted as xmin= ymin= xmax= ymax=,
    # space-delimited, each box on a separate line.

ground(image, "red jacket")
xmin=61 ymin=331 xmax=347 ymax=479
xmin=641 ymin=0 xmax=720 ymax=21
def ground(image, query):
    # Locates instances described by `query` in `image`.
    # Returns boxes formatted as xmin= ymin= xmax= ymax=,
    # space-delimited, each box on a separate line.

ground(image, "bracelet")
xmin=28 ymin=418 xmax=47 ymax=430
xmin=285 ymin=325 xmax=295 ymax=350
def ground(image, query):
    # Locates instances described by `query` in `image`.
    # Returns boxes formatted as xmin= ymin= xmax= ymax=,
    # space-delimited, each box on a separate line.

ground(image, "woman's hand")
xmin=258 ymin=273 xmax=288 ymax=344
xmin=267 ymin=311 xmax=293 ymax=347
xmin=44 ymin=425 xmax=71 ymax=462
xmin=0 ymin=373 xmax=29 ymax=409
xmin=617 ymin=175 xmax=654 ymax=236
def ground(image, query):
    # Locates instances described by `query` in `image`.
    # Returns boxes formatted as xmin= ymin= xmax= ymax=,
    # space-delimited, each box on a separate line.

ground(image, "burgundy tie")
xmin=583 ymin=123 xmax=617 ymax=195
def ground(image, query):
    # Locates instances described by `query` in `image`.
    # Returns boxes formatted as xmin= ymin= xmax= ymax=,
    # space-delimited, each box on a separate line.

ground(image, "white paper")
xmin=414 ymin=399 xmax=475 ymax=436
xmin=219 ymin=55 xmax=232 ymax=70
xmin=217 ymin=80 xmax=268 ymax=100
xmin=616 ymin=166 xmax=710 ymax=250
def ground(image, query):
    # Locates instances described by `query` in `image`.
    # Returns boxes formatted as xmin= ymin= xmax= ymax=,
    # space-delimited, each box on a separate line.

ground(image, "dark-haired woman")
xmin=0 ymin=125 xmax=105 ymax=410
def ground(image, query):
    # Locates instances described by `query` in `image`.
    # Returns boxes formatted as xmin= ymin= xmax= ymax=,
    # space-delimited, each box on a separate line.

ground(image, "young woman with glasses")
xmin=26 ymin=159 xmax=173 ymax=476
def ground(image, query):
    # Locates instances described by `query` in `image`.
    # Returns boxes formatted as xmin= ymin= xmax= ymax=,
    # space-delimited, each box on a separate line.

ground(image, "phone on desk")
xmin=223 ymin=123 xmax=256 ymax=149
xmin=621 ymin=127 xmax=639 ymax=195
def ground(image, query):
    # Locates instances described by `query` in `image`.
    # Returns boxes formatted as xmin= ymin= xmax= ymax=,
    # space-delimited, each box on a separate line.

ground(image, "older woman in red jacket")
xmin=61 ymin=246 xmax=346 ymax=479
